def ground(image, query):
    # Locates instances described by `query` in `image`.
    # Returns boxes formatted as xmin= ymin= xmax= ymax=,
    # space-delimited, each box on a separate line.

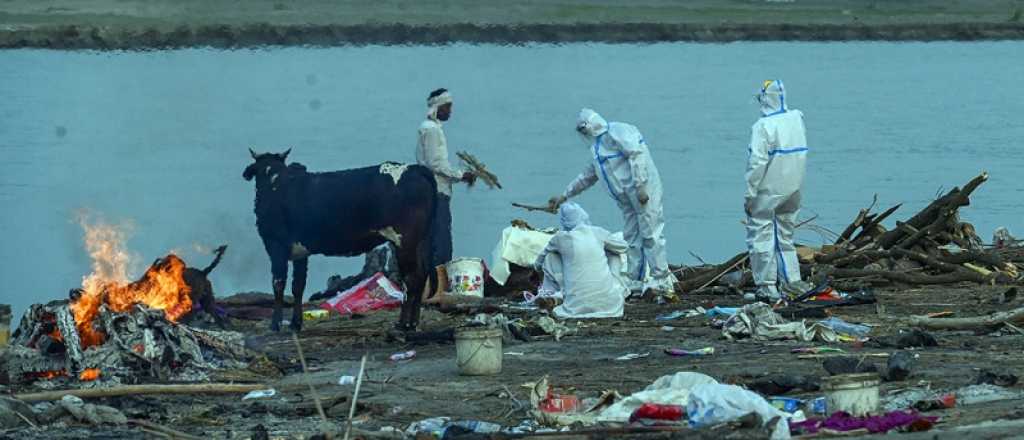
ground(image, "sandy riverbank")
xmin=1 ymin=0 xmax=1023 ymax=49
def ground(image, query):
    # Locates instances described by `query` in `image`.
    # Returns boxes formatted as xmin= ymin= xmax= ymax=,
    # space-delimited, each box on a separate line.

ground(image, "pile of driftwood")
xmin=675 ymin=172 xmax=1021 ymax=293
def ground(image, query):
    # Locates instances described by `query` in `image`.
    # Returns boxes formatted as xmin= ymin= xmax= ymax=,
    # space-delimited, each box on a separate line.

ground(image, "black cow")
xmin=243 ymin=149 xmax=438 ymax=332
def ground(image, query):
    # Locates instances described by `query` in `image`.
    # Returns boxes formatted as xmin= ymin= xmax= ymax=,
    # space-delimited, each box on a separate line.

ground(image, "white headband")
xmin=427 ymin=91 xmax=452 ymax=108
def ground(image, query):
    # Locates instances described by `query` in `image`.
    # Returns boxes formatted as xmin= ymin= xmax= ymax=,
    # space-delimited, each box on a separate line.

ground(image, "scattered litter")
xmin=768 ymin=397 xmax=803 ymax=413
xmin=723 ymin=303 xmax=842 ymax=342
xmin=705 ymin=306 xmax=738 ymax=318
xmin=389 ymin=350 xmax=416 ymax=362
xmin=661 ymin=326 xmax=675 ymax=332
xmin=817 ymin=317 xmax=871 ymax=338
xmin=599 ymin=372 xmax=718 ymax=422
xmin=664 ymin=347 xmax=714 ymax=357
xmin=687 ymin=383 xmax=790 ymax=439
xmin=504 ymin=352 xmax=525 ymax=356
xmin=790 ymin=410 xmax=937 ymax=435
xmin=242 ymin=389 xmax=276 ymax=400
xmin=338 ymin=375 xmax=356 ymax=386
xmin=615 ymin=353 xmax=650 ymax=361
xmin=320 ymin=272 xmax=404 ymax=315
xmin=912 ymin=394 xmax=956 ymax=411
xmin=302 ymin=309 xmax=329 ymax=321
xmin=628 ymin=403 xmax=684 ymax=423
xmin=655 ymin=310 xmax=687 ymax=321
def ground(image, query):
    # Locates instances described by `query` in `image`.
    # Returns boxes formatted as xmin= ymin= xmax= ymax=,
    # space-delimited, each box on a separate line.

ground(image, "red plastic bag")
xmin=629 ymin=403 xmax=684 ymax=423
xmin=320 ymin=272 xmax=404 ymax=315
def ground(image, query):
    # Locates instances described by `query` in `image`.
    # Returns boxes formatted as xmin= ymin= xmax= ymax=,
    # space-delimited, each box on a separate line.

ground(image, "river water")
xmin=2 ymin=42 xmax=1023 ymax=319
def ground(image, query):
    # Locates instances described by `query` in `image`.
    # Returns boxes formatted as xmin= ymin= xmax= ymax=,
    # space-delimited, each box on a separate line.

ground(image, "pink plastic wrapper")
xmin=320 ymin=272 xmax=404 ymax=315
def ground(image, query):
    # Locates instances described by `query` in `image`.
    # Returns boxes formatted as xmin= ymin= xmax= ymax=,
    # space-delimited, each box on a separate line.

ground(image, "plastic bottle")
xmin=629 ymin=403 xmax=684 ymax=423
xmin=449 ymin=420 xmax=502 ymax=433
xmin=818 ymin=317 xmax=871 ymax=337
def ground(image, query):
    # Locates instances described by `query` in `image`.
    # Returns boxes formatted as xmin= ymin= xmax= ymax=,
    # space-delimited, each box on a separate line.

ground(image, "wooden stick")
xmin=344 ymin=354 xmax=369 ymax=440
xmin=15 ymin=383 xmax=266 ymax=402
xmin=695 ymin=255 xmax=748 ymax=291
xmin=293 ymin=332 xmax=327 ymax=423
xmin=15 ymin=411 xmax=37 ymax=428
xmin=130 ymin=419 xmax=206 ymax=440
xmin=457 ymin=151 xmax=502 ymax=189
xmin=512 ymin=202 xmax=556 ymax=214
xmin=797 ymin=353 xmax=890 ymax=360
xmin=907 ymin=305 xmax=1024 ymax=330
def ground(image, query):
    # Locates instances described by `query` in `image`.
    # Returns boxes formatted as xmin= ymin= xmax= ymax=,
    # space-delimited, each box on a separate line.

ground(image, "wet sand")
xmin=2 ymin=0 xmax=1024 ymax=48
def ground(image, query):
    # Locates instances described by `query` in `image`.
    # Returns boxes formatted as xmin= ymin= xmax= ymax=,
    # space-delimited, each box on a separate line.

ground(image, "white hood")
xmin=757 ymin=80 xmax=787 ymax=117
xmin=576 ymin=108 xmax=608 ymax=138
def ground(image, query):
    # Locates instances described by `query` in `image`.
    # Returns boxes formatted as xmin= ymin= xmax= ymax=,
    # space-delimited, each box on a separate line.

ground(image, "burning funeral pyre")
xmin=2 ymin=218 xmax=251 ymax=388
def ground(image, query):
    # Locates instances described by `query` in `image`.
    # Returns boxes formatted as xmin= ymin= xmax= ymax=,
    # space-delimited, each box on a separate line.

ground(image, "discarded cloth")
xmin=490 ymin=226 xmax=554 ymax=285
xmin=686 ymin=383 xmax=791 ymax=439
xmin=598 ymin=372 xmax=718 ymax=422
xmin=722 ymin=303 xmax=840 ymax=342
xmin=789 ymin=410 xmax=936 ymax=435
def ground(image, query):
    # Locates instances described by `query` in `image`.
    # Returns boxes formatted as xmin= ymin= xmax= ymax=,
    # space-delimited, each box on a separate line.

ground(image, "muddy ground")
xmin=5 ymin=283 xmax=1024 ymax=439
xmin=1 ymin=0 xmax=1024 ymax=48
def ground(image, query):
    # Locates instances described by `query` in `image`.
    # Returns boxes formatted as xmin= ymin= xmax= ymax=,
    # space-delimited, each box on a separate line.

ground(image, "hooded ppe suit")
xmin=745 ymin=80 xmax=808 ymax=295
xmin=561 ymin=109 xmax=673 ymax=293
xmin=535 ymin=203 xmax=629 ymax=318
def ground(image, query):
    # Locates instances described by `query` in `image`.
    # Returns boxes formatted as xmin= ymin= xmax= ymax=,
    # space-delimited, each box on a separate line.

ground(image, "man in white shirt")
xmin=416 ymin=88 xmax=476 ymax=279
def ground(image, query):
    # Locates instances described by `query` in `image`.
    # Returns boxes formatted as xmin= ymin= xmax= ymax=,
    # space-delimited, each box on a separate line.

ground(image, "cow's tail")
xmin=202 ymin=244 xmax=228 ymax=275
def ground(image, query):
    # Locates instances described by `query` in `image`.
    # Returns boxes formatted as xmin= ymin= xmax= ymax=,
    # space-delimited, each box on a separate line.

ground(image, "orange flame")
xmin=79 ymin=368 xmax=101 ymax=381
xmin=71 ymin=216 xmax=193 ymax=349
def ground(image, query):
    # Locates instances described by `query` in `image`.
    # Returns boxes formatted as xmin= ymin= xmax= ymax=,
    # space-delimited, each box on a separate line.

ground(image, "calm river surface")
xmin=2 ymin=42 xmax=1023 ymax=318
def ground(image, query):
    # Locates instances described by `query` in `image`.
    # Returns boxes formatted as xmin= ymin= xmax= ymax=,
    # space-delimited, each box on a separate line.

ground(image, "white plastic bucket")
xmin=446 ymin=257 xmax=486 ymax=298
xmin=822 ymin=373 xmax=880 ymax=416
xmin=455 ymin=327 xmax=502 ymax=376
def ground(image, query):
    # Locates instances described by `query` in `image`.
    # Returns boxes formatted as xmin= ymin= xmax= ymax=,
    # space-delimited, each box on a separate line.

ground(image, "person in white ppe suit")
xmin=745 ymin=80 xmax=811 ymax=300
xmin=549 ymin=109 xmax=675 ymax=294
xmin=534 ymin=202 xmax=629 ymax=318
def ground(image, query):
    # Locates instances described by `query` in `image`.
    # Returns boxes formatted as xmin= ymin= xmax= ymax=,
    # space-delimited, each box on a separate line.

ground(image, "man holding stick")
xmin=416 ymin=88 xmax=477 ymax=276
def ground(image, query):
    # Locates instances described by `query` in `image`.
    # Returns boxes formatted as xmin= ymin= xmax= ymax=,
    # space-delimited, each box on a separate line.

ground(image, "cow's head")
xmin=243 ymin=148 xmax=291 ymax=184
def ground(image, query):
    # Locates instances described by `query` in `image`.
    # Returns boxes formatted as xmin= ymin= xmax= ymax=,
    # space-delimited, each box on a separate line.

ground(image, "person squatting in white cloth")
xmin=745 ymin=80 xmax=811 ymax=300
xmin=534 ymin=202 xmax=630 ymax=319
xmin=550 ymin=108 xmax=676 ymax=294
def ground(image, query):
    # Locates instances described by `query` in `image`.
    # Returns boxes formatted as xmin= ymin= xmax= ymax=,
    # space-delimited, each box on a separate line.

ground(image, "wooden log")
xmin=850 ymin=203 xmax=902 ymax=245
xmin=836 ymin=195 xmax=877 ymax=245
xmin=15 ymin=383 xmax=266 ymax=402
xmin=825 ymin=267 xmax=978 ymax=285
xmin=878 ymin=172 xmax=988 ymax=249
xmin=677 ymin=252 xmax=747 ymax=292
xmin=129 ymin=420 xmax=206 ymax=440
xmin=907 ymin=305 xmax=1024 ymax=331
